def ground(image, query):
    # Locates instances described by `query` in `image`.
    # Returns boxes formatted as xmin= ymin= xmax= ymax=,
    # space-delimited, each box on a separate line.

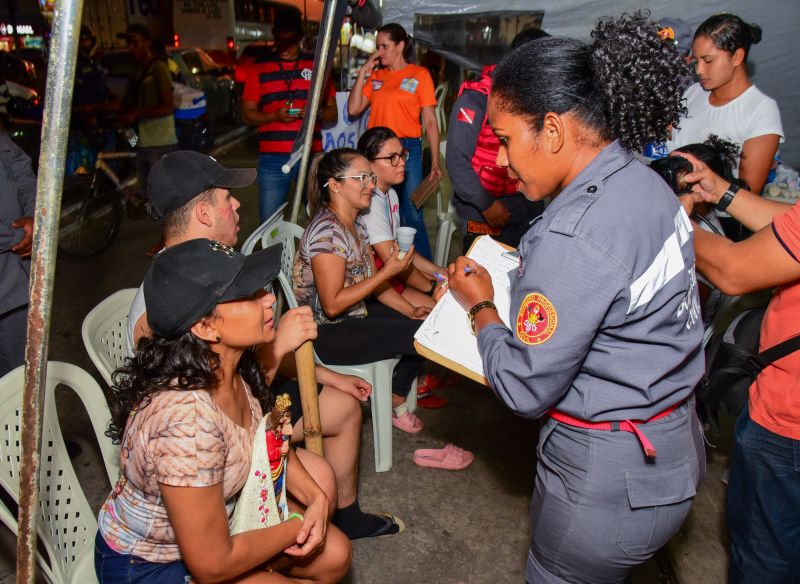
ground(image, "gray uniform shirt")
xmin=478 ymin=141 xmax=704 ymax=422
xmin=0 ymin=130 xmax=36 ymax=316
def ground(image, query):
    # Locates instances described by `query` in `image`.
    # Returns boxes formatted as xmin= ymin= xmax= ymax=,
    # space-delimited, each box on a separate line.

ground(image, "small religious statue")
xmin=266 ymin=393 xmax=292 ymax=520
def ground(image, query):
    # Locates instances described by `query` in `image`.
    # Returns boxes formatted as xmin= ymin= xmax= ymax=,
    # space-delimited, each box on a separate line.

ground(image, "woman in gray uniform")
xmin=448 ymin=13 xmax=706 ymax=583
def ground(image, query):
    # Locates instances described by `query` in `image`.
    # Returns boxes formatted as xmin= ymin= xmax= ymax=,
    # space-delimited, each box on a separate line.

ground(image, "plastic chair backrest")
xmin=260 ymin=220 xmax=305 ymax=280
xmin=82 ymin=288 xmax=138 ymax=387
xmin=241 ymin=202 xmax=288 ymax=255
xmin=434 ymin=82 xmax=449 ymax=134
xmin=0 ymin=362 xmax=116 ymax=583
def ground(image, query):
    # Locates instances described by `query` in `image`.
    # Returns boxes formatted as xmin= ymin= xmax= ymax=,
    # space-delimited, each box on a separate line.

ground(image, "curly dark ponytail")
xmin=106 ymin=327 xmax=274 ymax=444
xmin=590 ymin=12 xmax=690 ymax=152
xmin=492 ymin=11 xmax=690 ymax=153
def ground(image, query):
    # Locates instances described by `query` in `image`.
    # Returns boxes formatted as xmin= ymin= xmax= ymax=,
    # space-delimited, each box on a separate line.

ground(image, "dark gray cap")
xmin=147 ymin=150 xmax=256 ymax=221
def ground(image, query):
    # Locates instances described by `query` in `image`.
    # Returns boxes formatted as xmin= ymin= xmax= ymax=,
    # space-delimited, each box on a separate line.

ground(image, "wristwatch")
xmin=426 ymin=279 xmax=438 ymax=297
xmin=716 ymin=179 xmax=746 ymax=212
xmin=467 ymin=300 xmax=498 ymax=336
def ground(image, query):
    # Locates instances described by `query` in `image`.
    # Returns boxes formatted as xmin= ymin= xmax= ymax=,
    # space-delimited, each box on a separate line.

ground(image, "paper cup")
xmin=396 ymin=227 xmax=416 ymax=253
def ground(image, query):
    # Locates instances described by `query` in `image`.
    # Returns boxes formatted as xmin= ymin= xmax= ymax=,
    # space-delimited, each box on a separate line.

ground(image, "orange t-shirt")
xmin=361 ymin=64 xmax=436 ymax=138
xmin=749 ymin=203 xmax=800 ymax=439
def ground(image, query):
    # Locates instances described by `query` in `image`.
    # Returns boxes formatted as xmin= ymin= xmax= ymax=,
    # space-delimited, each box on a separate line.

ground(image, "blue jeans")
xmin=258 ymin=153 xmax=299 ymax=223
xmin=396 ymin=138 xmax=432 ymax=259
xmin=95 ymin=531 xmax=191 ymax=583
xmin=726 ymin=408 xmax=800 ymax=583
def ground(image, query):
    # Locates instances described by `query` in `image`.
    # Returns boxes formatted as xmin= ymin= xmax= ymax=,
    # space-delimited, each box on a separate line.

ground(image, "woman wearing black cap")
xmin=95 ymin=239 xmax=350 ymax=583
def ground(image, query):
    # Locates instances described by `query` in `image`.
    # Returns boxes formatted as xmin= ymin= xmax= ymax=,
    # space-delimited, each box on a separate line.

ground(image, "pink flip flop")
xmin=413 ymin=444 xmax=474 ymax=470
xmin=392 ymin=411 xmax=424 ymax=434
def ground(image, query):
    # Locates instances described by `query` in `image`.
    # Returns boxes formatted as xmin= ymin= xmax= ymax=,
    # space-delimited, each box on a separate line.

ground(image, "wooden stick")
xmin=295 ymin=341 xmax=323 ymax=455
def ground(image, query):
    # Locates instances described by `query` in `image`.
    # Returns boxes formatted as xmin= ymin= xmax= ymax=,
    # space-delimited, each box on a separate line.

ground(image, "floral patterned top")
xmin=292 ymin=207 xmax=373 ymax=324
xmin=97 ymin=384 xmax=261 ymax=562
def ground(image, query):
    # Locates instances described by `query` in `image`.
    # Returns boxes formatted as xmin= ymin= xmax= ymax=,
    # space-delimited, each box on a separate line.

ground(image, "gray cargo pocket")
xmin=617 ymin=457 xmax=696 ymax=557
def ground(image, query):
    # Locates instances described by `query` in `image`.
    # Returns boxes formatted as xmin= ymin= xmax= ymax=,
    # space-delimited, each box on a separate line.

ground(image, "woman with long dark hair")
xmin=448 ymin=12 xmax=706 ymax=581
xmin=347 ymin=23 xmax=440 ymax=260
xmin=667 ymin=13 xmax=783 ymax=196
xmin=96 ymin=239 xmax=351 ymax=583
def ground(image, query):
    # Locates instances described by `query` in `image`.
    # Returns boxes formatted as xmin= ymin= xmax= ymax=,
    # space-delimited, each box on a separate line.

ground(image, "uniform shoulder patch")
xmin=516 ymin=293 xmax=557 ymax=345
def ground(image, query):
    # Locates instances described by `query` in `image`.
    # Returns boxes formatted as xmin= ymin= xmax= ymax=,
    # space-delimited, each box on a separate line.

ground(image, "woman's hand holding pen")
xmin=447 ymin=256 xmax=494 ymax=311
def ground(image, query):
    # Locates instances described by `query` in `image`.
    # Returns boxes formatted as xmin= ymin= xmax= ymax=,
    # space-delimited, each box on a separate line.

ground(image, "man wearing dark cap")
xmin=126 ymin=150 xmax=403 ymax=540
xmin=241 ymin=6 xmax=338 ymax=222
xmin=116 ymin=23 xmax=177 ymax=205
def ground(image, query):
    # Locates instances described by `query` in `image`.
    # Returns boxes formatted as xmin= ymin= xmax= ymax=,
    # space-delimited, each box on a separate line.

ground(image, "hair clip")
xmin=323 ymin=181 xmax=330 ymax=188
xmin=658 ymin=27 xmax=675 ymax=41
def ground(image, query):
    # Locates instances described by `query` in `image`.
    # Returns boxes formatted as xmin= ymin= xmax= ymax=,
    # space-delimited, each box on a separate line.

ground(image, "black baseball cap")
xmin=147 ymin=151 xmax=256 ymax=221
xmin=116 ymin=23 xmax=151 ymax=40
xmin=144 ymin=238 xmax=282 ymax=339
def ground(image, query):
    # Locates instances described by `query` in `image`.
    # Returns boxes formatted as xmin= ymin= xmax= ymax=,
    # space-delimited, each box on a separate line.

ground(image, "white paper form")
xmin=414 ymin=236 xmax=518 ymax=378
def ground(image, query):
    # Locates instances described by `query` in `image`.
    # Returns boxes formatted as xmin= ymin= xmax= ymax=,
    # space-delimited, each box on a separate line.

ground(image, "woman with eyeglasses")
xmin=358 ymin=127 xmax=458 ymax=408
xmin=347 ymin=23 xmax=440 ymax=260
xmin=358 ymin=126 xmax=447 ymax=307
xmin=292 ymin=148 xmax=428 ymax=434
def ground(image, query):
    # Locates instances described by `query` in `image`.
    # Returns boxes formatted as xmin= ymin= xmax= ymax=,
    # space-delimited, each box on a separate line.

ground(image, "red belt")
xmin=547 ymin=401 xmax=684 ymax=459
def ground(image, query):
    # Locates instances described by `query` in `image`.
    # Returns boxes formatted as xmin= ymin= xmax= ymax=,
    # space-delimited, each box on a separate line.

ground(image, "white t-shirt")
xmin=126 ymin=284 xmax=146 ymax=357
xmin=361 ymin=187 xmax=400 ymax=246
xmin=667 ymin=83 xmax=784 ymax=176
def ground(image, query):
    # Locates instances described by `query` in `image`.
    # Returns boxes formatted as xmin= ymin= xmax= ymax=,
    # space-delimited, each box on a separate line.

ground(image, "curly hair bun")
xmin=590 ymin=11 xmax=691 ymax=152
xmin=492 ymin=11 xmax=689 ymax=153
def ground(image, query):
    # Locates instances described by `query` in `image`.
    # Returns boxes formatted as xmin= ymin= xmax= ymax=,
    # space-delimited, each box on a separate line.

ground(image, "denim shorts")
xmin=95 ymin=531 xmax=192 ymax=583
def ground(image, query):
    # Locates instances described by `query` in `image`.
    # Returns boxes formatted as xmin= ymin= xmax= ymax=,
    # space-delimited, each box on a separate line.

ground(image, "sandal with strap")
xmin=392 ymin=405 xmax=424 ymax=433
xmin=413 ymin=443 xmax=474 ymax=470
xmin=418 ymin=372 xmax=460 ymax=392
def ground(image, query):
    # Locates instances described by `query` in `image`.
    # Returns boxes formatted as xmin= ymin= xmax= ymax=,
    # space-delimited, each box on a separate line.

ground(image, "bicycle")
xmin=59 ymin=141 xmax=142 ymax=258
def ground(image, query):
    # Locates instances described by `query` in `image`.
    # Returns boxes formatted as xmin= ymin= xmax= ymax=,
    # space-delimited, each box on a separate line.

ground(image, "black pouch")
xmin=699 ymin=308 xmax=800 ymax=416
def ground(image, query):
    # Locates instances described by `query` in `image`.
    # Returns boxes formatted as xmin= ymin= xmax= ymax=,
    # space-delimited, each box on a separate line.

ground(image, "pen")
xmin=464 ymin=266 xmax=478 ymax=274
xmin=432 ymin=272 xmax=447 ymax=281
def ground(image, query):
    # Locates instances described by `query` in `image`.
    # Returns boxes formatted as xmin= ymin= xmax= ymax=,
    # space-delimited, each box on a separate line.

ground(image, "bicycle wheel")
xmin=59 ymin=176 xmax=123 ymax=258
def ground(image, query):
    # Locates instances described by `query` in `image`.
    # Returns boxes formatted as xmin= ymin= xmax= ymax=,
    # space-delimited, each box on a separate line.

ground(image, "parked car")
xmin=101 ymin=47 xmax=236 ymax=122
xmin=0 ymin=52 xmax=43 ymax=124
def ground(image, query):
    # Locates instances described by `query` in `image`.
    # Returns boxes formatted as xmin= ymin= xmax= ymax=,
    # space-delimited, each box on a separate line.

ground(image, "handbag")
xmin=348 ymin=0 xmax=382 ymax=29
xmin=698 ymin=308 xmax=800 ymax=416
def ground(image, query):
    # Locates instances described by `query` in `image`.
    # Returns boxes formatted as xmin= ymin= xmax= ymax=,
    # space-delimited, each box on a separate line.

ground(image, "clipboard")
xmin=410 ymin=174 xmax=443 ymax=209
xmin=413 ymin=236 xmax=516 ymax=387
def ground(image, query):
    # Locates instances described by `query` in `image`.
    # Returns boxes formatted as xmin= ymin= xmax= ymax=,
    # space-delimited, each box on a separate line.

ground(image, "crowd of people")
xmin=0 ymin=6 xmax=795 ymax=584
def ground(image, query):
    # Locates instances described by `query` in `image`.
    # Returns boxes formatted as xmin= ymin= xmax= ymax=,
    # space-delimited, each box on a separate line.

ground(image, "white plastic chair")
xmin=0 ymin=362 xmax=120 ymax=583
xmin=240 ymin=202 xmax=289 ymax=255
xmin=264 ymin=220 xmax=416 ymax=472
xmin=435 ymin=141 xmax=460 ymax=266
xmin=433 ymin=82 xmax=449 ymax=135
xmin=82 ymin=288 xmax=138 ymax=387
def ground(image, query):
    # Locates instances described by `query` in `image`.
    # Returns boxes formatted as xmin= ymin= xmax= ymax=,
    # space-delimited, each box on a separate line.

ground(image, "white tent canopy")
xmin=382 ymin=0 xmax=799 ymax=167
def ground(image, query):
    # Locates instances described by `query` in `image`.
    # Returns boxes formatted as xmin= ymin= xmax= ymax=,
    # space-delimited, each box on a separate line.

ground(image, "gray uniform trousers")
xmin=526 ymin=401 xmax=705 ymax=583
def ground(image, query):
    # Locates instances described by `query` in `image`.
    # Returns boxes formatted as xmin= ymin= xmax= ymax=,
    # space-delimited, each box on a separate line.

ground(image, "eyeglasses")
xmin=371 ymin=148 xmax=410 ymax=167
xmin=335 ymin=172 xmax=378 ymax=189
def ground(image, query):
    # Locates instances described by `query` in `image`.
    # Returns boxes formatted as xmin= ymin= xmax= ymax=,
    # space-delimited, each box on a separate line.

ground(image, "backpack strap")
xmin=750 ymin=334 xmax=800 ymax=371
